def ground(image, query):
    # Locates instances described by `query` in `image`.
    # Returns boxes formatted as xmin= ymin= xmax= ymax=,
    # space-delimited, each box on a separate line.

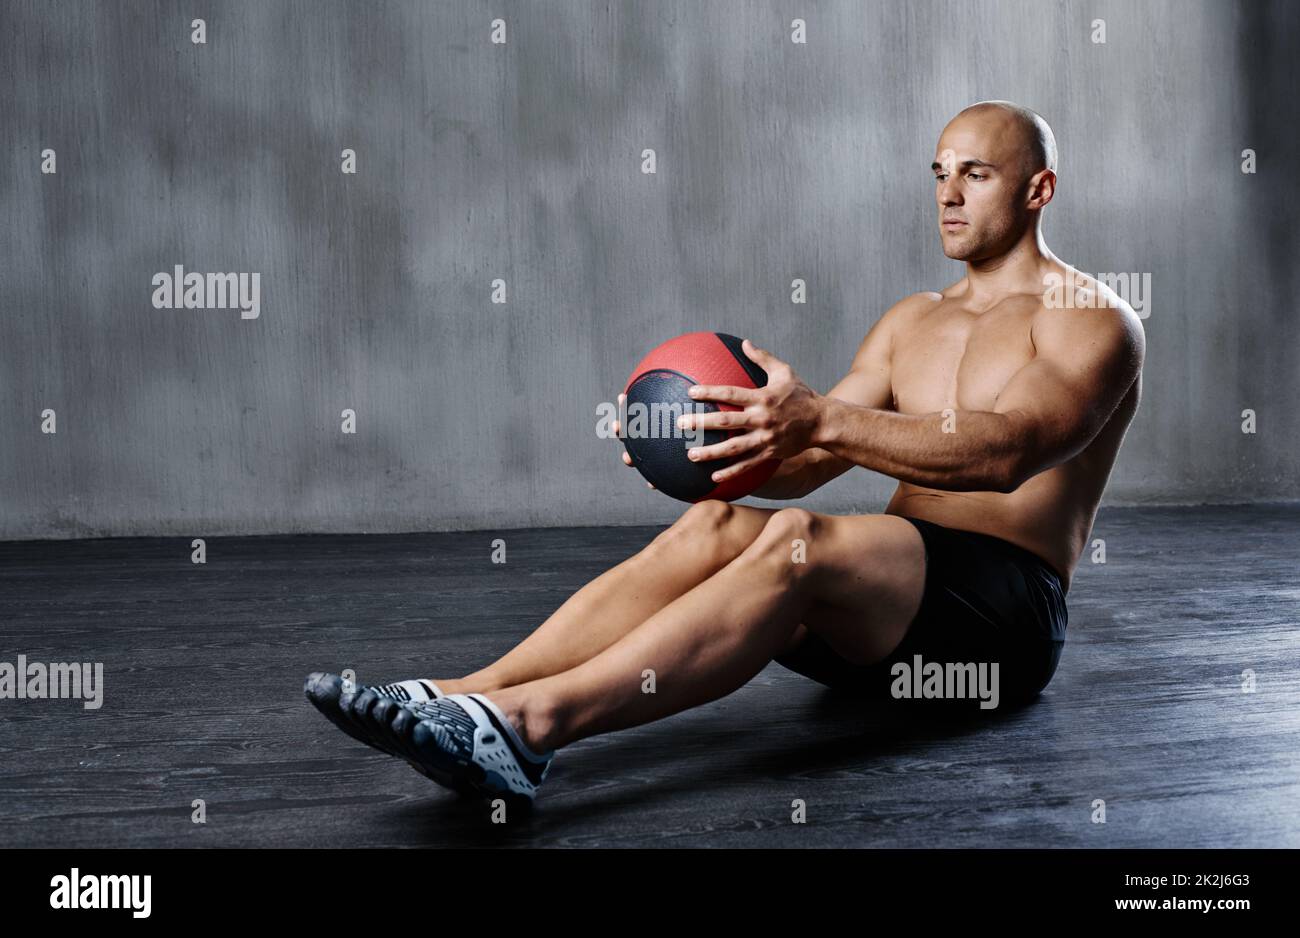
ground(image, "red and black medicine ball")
xmin=621 ymin=332 xmax=781 ymax=502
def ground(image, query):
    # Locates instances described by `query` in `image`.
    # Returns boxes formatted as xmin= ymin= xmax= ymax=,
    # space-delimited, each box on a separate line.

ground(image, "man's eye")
xmin=935 ymin=174 xmax=948 ymax=182
xmin=968 ymin=173 xmax=985 ymax=180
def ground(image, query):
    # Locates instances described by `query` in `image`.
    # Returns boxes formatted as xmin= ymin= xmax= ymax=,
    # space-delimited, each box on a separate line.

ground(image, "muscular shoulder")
xmin=852 ymin=291 xmax=942 ymax=362
xmin=1030 ymin=268 xmax=1146 ymax=380
xmin=873 ymin=290 xmax=945 ymax=336
xmin=842 ymin=291 xmax=943 ymax=388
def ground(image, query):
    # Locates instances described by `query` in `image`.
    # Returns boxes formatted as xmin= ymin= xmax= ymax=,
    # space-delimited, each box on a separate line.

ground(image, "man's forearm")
xmin=811 ymin=396 xmax=1027 ymax=493
xmin=749 ymin=448 xmax=843 ymax=500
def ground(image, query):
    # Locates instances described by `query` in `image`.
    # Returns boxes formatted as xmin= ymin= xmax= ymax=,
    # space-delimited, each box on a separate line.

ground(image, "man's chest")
xmin=889 ymin=303 xmax=1038 ymax=414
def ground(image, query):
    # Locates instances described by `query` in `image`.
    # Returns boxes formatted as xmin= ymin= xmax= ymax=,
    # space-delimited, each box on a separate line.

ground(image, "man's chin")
xmin=940 ymin=226 xmax=991 ymax=260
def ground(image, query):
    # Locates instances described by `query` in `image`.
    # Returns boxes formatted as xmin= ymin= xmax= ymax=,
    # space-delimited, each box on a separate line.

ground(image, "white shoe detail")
xmin=446 ymin=694 xmax=552 ymax=800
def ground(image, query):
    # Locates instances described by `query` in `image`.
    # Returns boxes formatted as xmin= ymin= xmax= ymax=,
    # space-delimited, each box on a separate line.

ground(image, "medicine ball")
xmin=621 ymin=332 xmax=781 ymax=502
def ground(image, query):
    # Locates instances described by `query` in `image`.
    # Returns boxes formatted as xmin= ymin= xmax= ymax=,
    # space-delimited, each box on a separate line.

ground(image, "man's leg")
xmin=481 ymin=508 xmax=927 ymax=753
xmin=305 ymin=500 xmax=824 ymax=764
xmin=434 ymin=500 xmax=783 ymax=695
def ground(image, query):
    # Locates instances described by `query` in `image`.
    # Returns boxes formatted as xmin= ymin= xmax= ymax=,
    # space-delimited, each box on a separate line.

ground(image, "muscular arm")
xmin=751 ymin=300 xmax=903 ymax=499
xmin=811 ymin=303 xmax=1144 ymax=493
xmin=747 ymin=445 xmax=849 ymax=499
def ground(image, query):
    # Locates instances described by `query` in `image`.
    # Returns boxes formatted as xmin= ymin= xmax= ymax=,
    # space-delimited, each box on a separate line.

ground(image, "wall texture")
xmin=1 ymin=0 xmax=1296 ymax=539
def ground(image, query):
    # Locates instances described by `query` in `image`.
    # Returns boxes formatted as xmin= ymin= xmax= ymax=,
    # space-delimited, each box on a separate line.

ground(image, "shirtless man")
xmin=305 ymin=101 xmax=1145 ymax=807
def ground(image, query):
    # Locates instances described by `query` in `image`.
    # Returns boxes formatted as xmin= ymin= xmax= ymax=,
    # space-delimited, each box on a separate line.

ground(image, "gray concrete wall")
xmin=1 ymin=0 xmax=1296 ymax=539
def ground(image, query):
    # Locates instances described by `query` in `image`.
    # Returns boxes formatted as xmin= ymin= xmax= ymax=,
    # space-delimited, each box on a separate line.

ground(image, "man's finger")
xmin=677 ymin=409 xmax=750 ymax=433
xmin=686 ymin=430 xmax=763 ymax=464
xmin=688 ymin=383 xmax=759 ymax=405
xmin=711 ymin=453 xmax=768 ymax=483
xmin=741 ymin=337 xmax=778 ymax=368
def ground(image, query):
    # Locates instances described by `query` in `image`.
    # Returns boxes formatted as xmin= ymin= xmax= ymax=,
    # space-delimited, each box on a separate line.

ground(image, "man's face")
xmin=932 ymin=113 xmax=1033 ymax=262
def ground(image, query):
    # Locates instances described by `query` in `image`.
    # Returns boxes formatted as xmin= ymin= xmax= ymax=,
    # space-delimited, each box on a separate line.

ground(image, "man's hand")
xmin=679 ymin=338 xmax=825 ymax=484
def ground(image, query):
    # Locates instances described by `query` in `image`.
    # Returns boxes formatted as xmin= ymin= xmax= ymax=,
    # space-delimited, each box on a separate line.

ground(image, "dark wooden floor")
xmin=1 ymin=505 xmax=1298 ymax=848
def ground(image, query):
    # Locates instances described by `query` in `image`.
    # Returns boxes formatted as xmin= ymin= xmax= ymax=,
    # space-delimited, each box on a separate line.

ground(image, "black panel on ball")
xmin=714 ymin=333 xmax=769 ymax=388
xmin=623 ymin=369 xmax=729 ymax=502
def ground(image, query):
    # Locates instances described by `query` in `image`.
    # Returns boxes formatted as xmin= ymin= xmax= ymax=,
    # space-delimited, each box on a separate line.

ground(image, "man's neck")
xmin=962 ymin=226 xmax=1056 ymax=308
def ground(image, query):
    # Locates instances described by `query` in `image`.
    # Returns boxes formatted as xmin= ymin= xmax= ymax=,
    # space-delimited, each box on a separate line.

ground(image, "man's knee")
xmin=761 ymin=507 xmax=819 ymax=542
xmin=650 ymin=499 xmax=741 ymax=566
xmin=657 ymin=499 xmax=733 ymax=540
xmin=748 ymin=508 xmax=821 ymax=576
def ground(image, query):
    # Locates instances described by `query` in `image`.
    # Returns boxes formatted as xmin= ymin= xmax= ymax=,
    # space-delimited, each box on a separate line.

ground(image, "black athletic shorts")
xmin=773 ymin=516 xmax=1068 ymax=712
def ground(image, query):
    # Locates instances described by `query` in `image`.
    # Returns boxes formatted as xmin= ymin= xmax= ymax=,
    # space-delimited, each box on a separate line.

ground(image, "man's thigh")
xmin=680 ymin=503 xmax=925 ymax=666
xmin=784 ymin=512 xmax=927 ymax=668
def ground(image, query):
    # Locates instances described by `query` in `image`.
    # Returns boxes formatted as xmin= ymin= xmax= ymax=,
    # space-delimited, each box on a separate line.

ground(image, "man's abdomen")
xmin=885 ymin=473 xmax=1092 ymax=589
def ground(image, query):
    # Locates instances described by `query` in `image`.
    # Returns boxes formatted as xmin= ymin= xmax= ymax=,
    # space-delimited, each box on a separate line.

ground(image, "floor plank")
xmin=1 ymin=505 xmax=1297 ymax=847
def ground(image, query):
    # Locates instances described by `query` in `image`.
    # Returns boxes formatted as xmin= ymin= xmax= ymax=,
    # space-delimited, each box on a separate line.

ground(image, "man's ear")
xmin=1027 ymin=169 xmax=1056 ymax=210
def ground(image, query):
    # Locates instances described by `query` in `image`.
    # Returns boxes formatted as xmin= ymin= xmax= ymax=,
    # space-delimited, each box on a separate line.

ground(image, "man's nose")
xmin=938 ymin=178 xmax=962 ymax=205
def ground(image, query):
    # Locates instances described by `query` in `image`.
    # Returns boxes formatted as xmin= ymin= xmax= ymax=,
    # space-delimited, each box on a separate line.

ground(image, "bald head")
xmin=932 ymin=101 xmax=1058 ymax=261
xmin=954 ymin=101 xmax=1058 ymax=177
